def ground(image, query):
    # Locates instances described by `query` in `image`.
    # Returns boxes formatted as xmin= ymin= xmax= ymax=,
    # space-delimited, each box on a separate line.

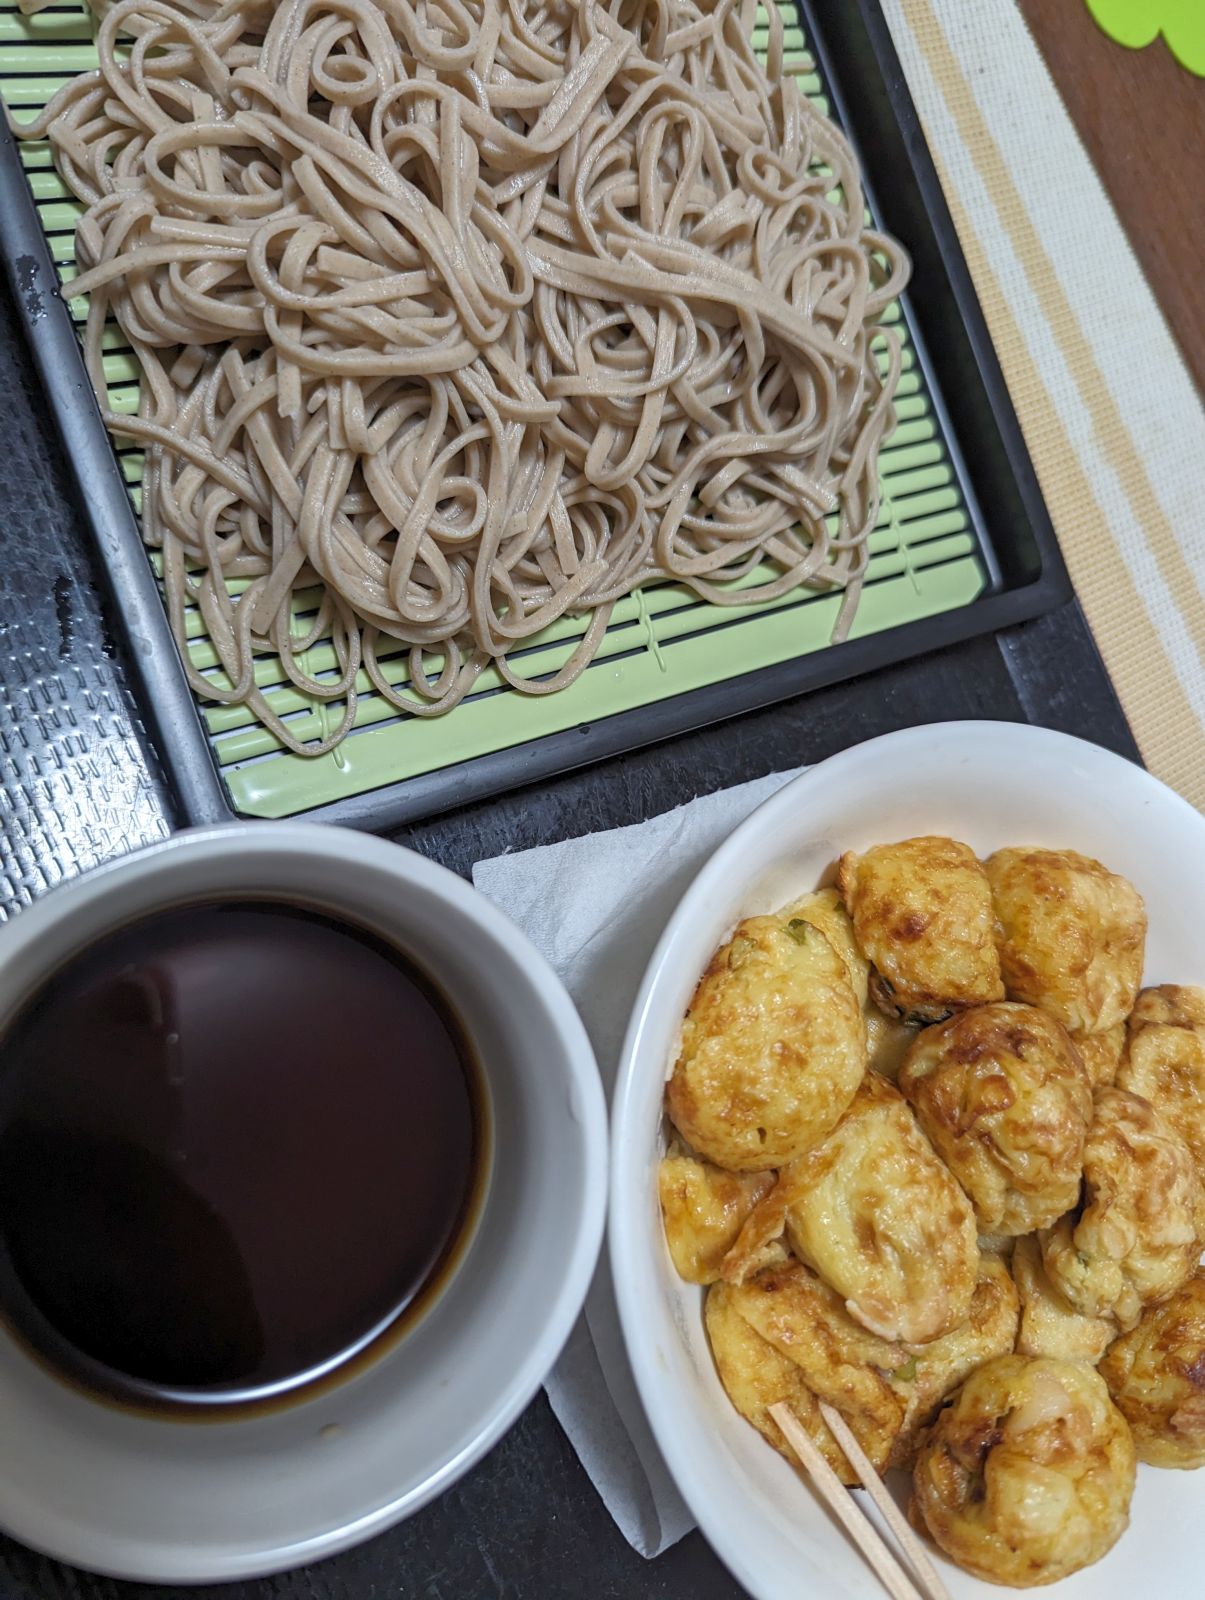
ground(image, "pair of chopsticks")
xmin=768 ymin=1402 xmax=950 ymax=1600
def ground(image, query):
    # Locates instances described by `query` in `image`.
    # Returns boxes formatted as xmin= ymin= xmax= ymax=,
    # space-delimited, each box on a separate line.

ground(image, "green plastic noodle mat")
xmin=1 ymin=1 xmax=986 ymax=820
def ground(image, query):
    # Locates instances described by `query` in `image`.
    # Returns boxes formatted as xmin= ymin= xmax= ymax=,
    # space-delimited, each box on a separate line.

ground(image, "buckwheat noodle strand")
xmin=18 ymin=0 xmax=909 ymax=755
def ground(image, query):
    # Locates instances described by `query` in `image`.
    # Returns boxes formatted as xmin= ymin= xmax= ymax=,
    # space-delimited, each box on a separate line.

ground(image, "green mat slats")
xmin=0 ymin=0 xmax=986 ymax=819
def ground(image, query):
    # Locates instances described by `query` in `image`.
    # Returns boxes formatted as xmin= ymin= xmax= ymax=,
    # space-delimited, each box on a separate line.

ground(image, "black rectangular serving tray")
xmin=0 ymin=0 xmax=1070 ymax=833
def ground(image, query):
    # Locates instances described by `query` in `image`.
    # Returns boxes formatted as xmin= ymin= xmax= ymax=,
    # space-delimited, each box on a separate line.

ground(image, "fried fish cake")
xmin=1012 ymin=1235 xmax=1117 ymax=1365
xmin=658 ymin=1150 xmax=775 ymax=1285
xmin=666 ymin=915 xmax=865 ymax=1171
xmin=899 ymin=1002 xmax=1092 ymax=1236
xmin=773 ymin=1073 xmax=979 ymax=1343
xmin=911 ymin=1355 xmax=1136 ymax=1587
xmin=889 ymin=1253 xmax=1020 ymax=1470
xmin=1099 ymin=1269 xmax=1205 ymax=1469
xmin=1040 ymin=1087 xmax=1202 ymax=1332
xmin=714 ymin=1256 xmax=1017 ymax=1481
xmin=1071 ymin=1024 xmax=1126 ymax=1089
xmin=985 ymin=847 xmax=1146 ymax=1034
xmin=1118 ymin=985 xmax=1205 ymax=1193
xmin=838 ymin=836 xmax=1003 ymax=1024
xmin=718 ymin=1260 xmax=907 ymax=1476
xmin=705 ymin=1281 xmax=857 ymax=1481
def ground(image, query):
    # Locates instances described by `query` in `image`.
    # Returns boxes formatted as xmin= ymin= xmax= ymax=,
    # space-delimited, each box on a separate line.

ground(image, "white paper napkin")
xmin=471 ymin=766 xmax=803 ymax=1557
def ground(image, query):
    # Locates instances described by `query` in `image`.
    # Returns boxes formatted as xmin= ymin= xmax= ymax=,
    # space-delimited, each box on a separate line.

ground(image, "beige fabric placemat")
xmin=881 ymin=0 xmax=1205 ymax=807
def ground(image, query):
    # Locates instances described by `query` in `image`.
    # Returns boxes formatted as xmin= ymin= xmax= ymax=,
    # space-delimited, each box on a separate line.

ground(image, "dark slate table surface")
xmin=0 ymin=255 xmax=1138 ymax=1600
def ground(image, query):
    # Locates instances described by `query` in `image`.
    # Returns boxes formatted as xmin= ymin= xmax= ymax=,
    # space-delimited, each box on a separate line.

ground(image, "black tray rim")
xmin=0 ymin=0 xmax=1071 ymax=835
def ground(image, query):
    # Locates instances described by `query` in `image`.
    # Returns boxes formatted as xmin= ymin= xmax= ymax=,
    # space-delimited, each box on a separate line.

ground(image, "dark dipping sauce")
xmin=0 ymin=901 xmax=482 ymax=1412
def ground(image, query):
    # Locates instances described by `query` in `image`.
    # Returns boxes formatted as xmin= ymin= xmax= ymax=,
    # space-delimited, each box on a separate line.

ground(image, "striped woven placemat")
xmin=883 ymin=0 xmax=1205 ymax=808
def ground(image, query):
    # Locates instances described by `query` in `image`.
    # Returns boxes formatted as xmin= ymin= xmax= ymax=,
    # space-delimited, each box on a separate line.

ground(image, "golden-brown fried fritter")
xmin=705 ymin=1281 xmax=856 ymax=1481
xmin=717 ymin=1260 xmax=907 ymax=1477
xmin=779 ymin=887 xmax=868 ymax=1007
xmin=838 ymin=836 xmax=1004 ymax=1023
xmin=715 ymin=1254 xmax=1019 ymax=1481
xmin=889 ymin=1253 xmax=1020 ymax=1470
xmin=911 ymin=1355 xmax=1136 ymax=1587
xmin=985 ymin=847 xmax=1146 ymax=1034
xmin=770 ymin=1073 xmax=979 ymax=1343
xmin=899 ymin=1002 xmax=1092 ymax=1236
xmin=1099 ymin=1269 xmax=1205 ymax=1469
xmin=665 ymin=915 xmax=865 ymax=1171
xmin=1118 ymin=985 xmax=1205 ymax=1193
xmin=1012 ymin=1235 xmax=1117 ymax=1365
xmin=1040 ymin=1087 xmax=1202 ymax=1332
xmin=658 ymin=1150 xmax=775 ymax=1285
xmin=1072 ymin=1024 xmax=1126 ymax=1089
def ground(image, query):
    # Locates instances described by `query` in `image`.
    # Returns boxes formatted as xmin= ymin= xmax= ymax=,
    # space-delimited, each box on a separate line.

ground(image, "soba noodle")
xmin=19 ymin=0 xmax=909 ymax=755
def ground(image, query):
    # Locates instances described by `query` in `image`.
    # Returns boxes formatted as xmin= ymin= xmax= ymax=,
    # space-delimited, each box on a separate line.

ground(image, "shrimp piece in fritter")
xmin=911 ymin=1354 xmax=1136 ymax=1587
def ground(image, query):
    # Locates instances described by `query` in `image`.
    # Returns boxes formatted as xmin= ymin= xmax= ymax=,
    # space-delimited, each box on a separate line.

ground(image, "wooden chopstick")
xmin=818 ymin=1402 xmax=952 ymax=1600
xmin=768 ymin=1402 xmax=945 ymax=1600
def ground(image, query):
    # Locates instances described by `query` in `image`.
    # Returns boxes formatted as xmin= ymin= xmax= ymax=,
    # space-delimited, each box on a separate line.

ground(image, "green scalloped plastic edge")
xmin=1084 ymin=0 xmax=1205 ymax=76
xmin=0 ymin=1 xmax=986 ymax=818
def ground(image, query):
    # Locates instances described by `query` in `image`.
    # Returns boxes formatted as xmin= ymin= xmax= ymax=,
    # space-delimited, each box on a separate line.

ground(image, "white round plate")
xmin=610 ymin=722 xmax=1205 ymax=1600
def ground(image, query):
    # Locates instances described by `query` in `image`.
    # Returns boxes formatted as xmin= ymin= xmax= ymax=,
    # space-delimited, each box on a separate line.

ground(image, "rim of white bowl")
xmin=0 ymin=822 xmax=609 ymax=1582
xmin=608 ymin=721 xmax=1196 ymax=1596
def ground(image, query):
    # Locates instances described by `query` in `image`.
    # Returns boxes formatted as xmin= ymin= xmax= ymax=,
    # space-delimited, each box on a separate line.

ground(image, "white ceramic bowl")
xmin=0 ymin=822 xmax=607 ymax=1583
xmin=611 ymin=722 xmax=1205 ymax=1600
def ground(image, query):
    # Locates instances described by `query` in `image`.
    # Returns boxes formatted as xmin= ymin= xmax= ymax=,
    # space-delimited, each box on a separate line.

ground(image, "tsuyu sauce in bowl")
xmin=0 ymin=899 xmax=486 ymax=1413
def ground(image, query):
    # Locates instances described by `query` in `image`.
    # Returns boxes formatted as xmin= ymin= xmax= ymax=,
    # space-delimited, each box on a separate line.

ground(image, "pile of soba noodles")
xmin=21 ymin=0 xmax=909 ymax=754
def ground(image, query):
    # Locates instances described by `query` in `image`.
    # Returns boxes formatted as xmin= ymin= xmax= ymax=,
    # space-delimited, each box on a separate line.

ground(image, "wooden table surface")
xmin=1017 ymin=0 xmax=1205 ymax=395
